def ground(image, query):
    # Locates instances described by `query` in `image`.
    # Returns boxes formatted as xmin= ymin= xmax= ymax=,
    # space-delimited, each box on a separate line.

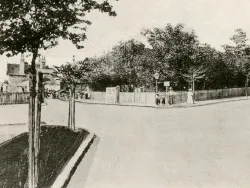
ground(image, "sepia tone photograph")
xmin=0 ymin=0 xmax=250 ymax=187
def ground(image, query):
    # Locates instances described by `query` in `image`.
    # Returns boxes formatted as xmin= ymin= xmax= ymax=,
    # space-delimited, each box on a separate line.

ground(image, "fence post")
xmin=180 ymin=91 xmax=183 ymax=103
xmin=15 ymin=93 xmax=18 ymax=104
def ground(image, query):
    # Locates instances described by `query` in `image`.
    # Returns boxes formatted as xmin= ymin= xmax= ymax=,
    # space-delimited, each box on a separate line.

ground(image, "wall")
xmin=0 ymin=92 xmax=29 ymax=105
xmin=90 ymin=92 xmax=106 ymax=102
xmin=7 ymin=75 xmax=27 ymax=92
xmin=86 ymin=87 xmax=250 ymax=105
xmin=44 ymin=84 xmax=60 ymax=91
xmin=8 ymin=75 xmax=26 ymax=85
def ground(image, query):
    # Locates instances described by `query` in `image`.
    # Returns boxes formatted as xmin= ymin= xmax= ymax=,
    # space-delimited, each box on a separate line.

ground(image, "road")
xmin=1 ymin=99 xmax=250 ymax=188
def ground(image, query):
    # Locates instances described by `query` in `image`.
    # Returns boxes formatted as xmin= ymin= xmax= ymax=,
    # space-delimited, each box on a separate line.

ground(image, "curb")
xmin=60 ymin=99 xmax=158 ymax=109
xmin=51 ymin=131 xmax=96 ymax=188
xmin=0 ymin=123 xmax=27 ymax=126
xmin=0 ymin=122 xmax=47 ymax=127
xmin=0 ymin=103 xmax=28 ymax=107
xmin=0 ymin=132 xmax=27 ymax=147
xmin=59 ymin=97 xmax=250 ymax=109
xmin=172 ymin=97 xmax=250 ymax=109
xmin=76 ymin=100 xmax=157 ymax=108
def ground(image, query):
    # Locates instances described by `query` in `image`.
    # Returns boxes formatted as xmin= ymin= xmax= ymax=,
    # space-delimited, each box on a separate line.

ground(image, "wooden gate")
xmin=105 ymin=87 xmax=120 ymax=104
xmin=134 ymin=87 xmax=146 ymax=103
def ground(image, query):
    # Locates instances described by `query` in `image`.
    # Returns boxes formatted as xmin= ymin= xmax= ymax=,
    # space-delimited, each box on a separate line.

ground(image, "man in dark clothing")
xmin=155 ymin=94 xmax=160 ymax=105
xmin=161 ymin=96 xmax=165 ymax=105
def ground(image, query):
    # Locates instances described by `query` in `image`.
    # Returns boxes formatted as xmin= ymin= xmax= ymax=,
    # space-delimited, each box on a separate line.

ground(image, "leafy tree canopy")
xmin=54 ymin=59 xmax=94 ymax=89
xmin=0 ymin=0 xmax=117 ymax=56
xmin=223 ymin=29 xmax=250 ymax=76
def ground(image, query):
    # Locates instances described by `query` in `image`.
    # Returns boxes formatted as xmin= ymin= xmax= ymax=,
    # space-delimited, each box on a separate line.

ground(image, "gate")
xmin=134 ymin=87 xmax=146 ymax=103
xmin=105 ymin=86 xmax=120 ymax=104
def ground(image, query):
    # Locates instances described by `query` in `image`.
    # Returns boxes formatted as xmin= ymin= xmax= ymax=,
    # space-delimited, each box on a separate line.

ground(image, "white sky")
xmin=1 ymin=0 xmax=250 ymax=80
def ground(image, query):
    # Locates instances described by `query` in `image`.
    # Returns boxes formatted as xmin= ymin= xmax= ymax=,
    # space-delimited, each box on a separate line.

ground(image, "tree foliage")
xmin=0 ymin=1 xmax=118 ymax=186
xmin=223 ymin=29 xmax=250 ymax=87
xmin=88 ymin=24 xmax=250 ymax=91
xmin=0 ymin=0 xmax=116 ymax=57
xmin=54 ymin=59 xmax=93 ymax=89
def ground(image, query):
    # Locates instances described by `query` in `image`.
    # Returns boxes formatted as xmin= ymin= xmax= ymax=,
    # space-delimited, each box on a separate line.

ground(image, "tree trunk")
xmin=34 ymin=72 xmax=43 ymax=187
xmin=192 ymin=74 xmax=195 ymax=104
xmin=28 ymin=50 xmax=39 ymax=188
xmin=203 ymin=81 xmax=206 ymax=90
xmin=68 ymin=89 xmax=72 ymax=129
xmin=68 ymin=85 xmax=76 ymax=130
xmin=72 ymin=85 xmax=76 ymax=130
xmin=246 ymin=76 xmax=249 ymax=97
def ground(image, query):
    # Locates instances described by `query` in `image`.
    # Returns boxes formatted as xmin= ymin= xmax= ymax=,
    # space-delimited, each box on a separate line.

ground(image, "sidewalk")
xmin=74 ymin=96 xmax=250 ymax=108
xmin=169 ymin=96 xmax=249 ymax=108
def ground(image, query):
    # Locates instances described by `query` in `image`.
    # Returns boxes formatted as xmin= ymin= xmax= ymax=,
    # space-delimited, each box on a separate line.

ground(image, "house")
xmin=6 ymin=55 xmax=60 ymax=92
xmin=0 ymin=80 xmax=9 ymax=93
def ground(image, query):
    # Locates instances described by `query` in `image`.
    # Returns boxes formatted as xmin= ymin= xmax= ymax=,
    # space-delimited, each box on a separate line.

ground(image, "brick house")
xmin=6 ymin=55 xmax=60 ymax=92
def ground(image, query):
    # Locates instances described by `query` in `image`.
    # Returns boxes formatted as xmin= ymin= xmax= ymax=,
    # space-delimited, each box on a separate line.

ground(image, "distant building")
xmin=0 ymin=80 xmax=9 ymax=93
xmin=6 ymin=55 xmax=60 ymax=92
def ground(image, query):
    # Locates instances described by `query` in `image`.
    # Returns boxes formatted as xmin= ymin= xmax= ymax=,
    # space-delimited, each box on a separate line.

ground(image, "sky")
xmin=1 ymin=0 xmax=250 ymax=80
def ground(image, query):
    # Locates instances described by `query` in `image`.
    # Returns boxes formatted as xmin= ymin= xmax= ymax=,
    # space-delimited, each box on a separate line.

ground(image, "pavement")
xmin=75 ymin=96 xmax=250 ymax=108
xmin=1 ymin=97 xmax=250 ymax=187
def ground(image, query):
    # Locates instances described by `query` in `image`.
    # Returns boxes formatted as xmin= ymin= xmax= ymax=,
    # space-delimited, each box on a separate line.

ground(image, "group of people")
xmin=155 ymin=87 xmax=176 ymax=106
xmin=77 ymin=90 xmax=91 ymax=99
xmin=155 ymin=87 xmax=194 ymax=106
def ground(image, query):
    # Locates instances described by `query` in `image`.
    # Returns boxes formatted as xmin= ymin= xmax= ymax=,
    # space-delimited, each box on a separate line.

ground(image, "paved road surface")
xmin=1 ymin=99 xmax=250 ymax=188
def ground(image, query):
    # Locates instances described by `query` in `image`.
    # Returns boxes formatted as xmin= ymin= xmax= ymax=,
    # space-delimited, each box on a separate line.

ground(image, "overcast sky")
xmin=1 ymin=0 xmax=250 ymax=80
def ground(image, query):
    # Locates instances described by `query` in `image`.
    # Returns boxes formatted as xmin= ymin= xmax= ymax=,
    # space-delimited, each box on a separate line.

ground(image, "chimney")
xmin=20 ymin=54 xmax=25 ymax=75
xmin=39 ymin=56 xmax=46 ymax=69
xmin=43 ymin=56 xmax=46 ymax=68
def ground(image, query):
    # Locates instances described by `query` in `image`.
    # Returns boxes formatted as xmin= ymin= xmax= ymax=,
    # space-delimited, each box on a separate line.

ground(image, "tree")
xmin=223 ymin=29 xmax=250 ymax=95
xmin=54 ymin=58 xmax=93 ymax=130
xmin=142 ymin=23 xmax=199 ymax=90
xmin=182 ymin=66 xmax=206 ymax=102
xmin=89 ymin=39 xmax=150 ymax=91
xmin=111 ymin=39 xmax=146 ymax=91
xmin=0 ymin=1 xmax=116 ymax=187
xmin=87 ymin=54 xmax=116 ymax=91
xmin=193 ymin=45 xmax=229 ymax=90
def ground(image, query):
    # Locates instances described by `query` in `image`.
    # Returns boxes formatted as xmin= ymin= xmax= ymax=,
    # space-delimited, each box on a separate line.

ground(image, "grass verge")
xmin=0 ymin=125 xmax=89 ymax=188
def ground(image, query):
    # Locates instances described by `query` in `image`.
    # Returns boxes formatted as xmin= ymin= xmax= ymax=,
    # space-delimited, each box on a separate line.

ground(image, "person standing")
xmin=187 ymin=88 xmax=194 ymax=104
xmin=161 ymin=95 xmax=165 ymax=105
xmin=155 ymin=94 xmax=160 ymax=105
xmin=168 ymin=87 xmax=175 ymax=105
